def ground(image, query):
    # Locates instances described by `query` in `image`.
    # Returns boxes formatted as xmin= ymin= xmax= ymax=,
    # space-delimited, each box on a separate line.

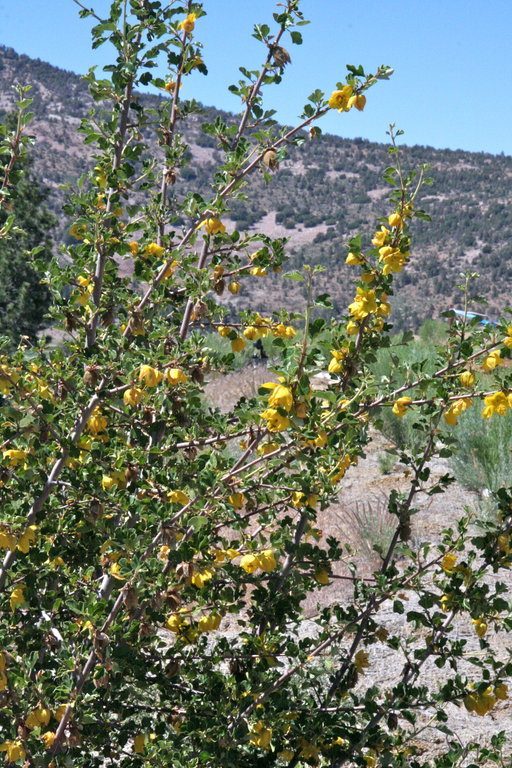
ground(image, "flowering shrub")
xmin=0 ymin=2 xmax=511 ymax=767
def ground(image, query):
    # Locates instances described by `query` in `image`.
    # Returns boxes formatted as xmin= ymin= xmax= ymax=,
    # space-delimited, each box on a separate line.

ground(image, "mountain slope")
xmin=1 ymin=45 xmax=511 ymax=328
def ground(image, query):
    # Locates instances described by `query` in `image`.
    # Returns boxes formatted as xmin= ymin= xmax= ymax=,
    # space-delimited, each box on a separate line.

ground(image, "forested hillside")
xmin=2 ymin=44 xmax=511 ymax=328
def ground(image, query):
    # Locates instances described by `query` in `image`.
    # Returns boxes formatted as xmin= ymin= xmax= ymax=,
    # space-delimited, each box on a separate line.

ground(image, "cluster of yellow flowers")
xmin=2 ymin=449 xmax=29 ymax=469
xmin=464 ymin=683 xmax=508 ymax=716
xmin=217 ymin=316 xmax=296 ymax=353
xmin=444 ymin=397 xmax=472 ymax=426
xmin=249 ymin=721 xmax=272 ymax=750
xmin=348 ymin=288 xmax=389 ymax=322
xmin=327 ymin=347 xmax=348 ymax=374
xmin=6 ymin=703 xmax=67 ymax=757
xmin=166 ymin=608 xmax=221 ymax=638
xmin=328 ymin=86 xmax=366 ymax=112
xmin=260 ymin=382 xmax=293 ymax=432
xmin=74 ymin=275 xmax=94 ymax=307
xmin=482 ymin=390 xmax=512 ymax=418
xmin=0 ymin=741 xmax=26 ymax=763
xmin=291 ymin=491 xmax=318 ymax=508
xmin=121 ymin=365 xmax=187 ymax=407
xmin=0 ymin=524 xmax=37 ymax=554
xmin=239 ymin=549 xmax=277 ymax=574
xmin=87 ymin=407 xmax=108 ymax=435
xmin=101 ymin=469 xmax=127 ymax=492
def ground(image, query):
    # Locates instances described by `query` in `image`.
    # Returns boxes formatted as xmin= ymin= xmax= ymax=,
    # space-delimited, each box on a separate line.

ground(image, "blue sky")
xmin=0 ymin=0 xmax=510 ymax=155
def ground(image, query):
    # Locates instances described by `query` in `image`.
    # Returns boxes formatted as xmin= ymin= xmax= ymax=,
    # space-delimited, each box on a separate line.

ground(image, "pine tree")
xmin=0 ymin=116 xmax=55 ymax=345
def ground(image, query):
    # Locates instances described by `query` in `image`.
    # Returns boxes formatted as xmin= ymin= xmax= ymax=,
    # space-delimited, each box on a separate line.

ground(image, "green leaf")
xmin=283 ymin=270 xmax=304 ymax=281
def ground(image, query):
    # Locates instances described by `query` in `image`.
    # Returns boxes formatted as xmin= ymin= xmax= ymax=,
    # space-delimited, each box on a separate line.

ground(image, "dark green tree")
xmin=0 ymin=113 xmax=55 ymax=345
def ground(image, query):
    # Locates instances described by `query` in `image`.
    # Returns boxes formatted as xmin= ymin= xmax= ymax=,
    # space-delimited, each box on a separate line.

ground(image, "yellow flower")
xmin=292 ymin=491 xmax=305 ymax=508
xmin=228 ymin=280 xmax=240 ymax=294
xmin=231 ymin=337 xmax=245 ymax=353
xmin=347 ymin=93 xmax=366 ymax=111
xmin=55 ymin=704 xmax=71 ymax=722
xmin=444 ymin=398 xmax=472 ymax=426
xmin=346 ymin=320 xmax=359 ymax=335
xmin=0 ymin=741 xmax=26 ymax=763
xmin=0 ymin=365 xmax=19 ymax=394
xmin=166 ymin=614 xmax=184 ymax=634
xmin=133 ymin=734 xmax=146 ymax=754
xmin=41 ymin=731 xmax=56 ymax=749
xmin=178 ymin=12 xmax=197 ymax=33
xmin=161 ymin=259 xmax=178 ymax=279
xmin=2 ymin=449 xmax=28 ymax=468
xmin=482 ymin=391 xmax=509 ymax=418
xmin=371 ymin=226 xmax=389 ymax=247
xmin=482 ymin=350 xmax=503 ymax=372
xmin=228 ymin=492 xmax=245 ymax=509
xmin=328 ymin=85 xmax=353 ymax=111
xmin=191 ymin=568 xmax=215 ymax=588
xmin=0 ymin=532 xmax=17 ymax=551
xmin=388 ymin=212 xmax=403 ymax=228
xmin=250 ymin=266 xmax=267 ymax=276
xmin=328 ymin=357 xmax=343 ymax=374
xmin=129 ymin=240 xmax=139 ymax=255
xmin=441 ymin=553 xmax=457 ymax=573
xmin=198 ymin=614 xmax=221 ymax=632
xmin=25 ymin=706 xmax=52 ymax=729
xmin=354 ymin=649 xmax=370 ymax=673
xmin=257 ymin=441 xmax=279 ymax=456
xmin=243 ymin=326 xmax=260 ymax=341
xmin=267 ymin=383 xmax=293 ymax=412
xmin=123 ymin=386 xmax=144 ymax=406
xmin=144 ymin=242 xmax=165 ymax=259
xmin=101 ymin=470 xmax=127 ymax=492
xmin=472 ymin=618 xmax=488 ymax=638
xmin=16 ymin=525 xmax=38 ymax=554
xmin=345 ymin=251 xmax=363 ymax=266
xmin=330 ymin=455 xmax=353 ymax=483
xmin=315 ymin=567 xmax=329 ymax=585
xmin=217 ymin=325 xmax=231 ymax=337
xmin=260 ymin=407 xmax=291 ymax=432
xmin=10 ymin=585 xmax=25 ymax=611
xmin=378 ymin=246 xmax=406 ymax=275
xmin=201 ymin=217 xmax=225 ymax=236
xmin=110 ymin=562 xmax=125 ymax=580
xmin=168 ymin=489 xmax=189 ymax=505
xmin=348 ymin=287 xmax=378 ymax=319
xmin=87 ymin=407 xmax=108 ymax=434
xmin=165 ymin=368 xmax=187 ymax=386
xmin=257 ymin=550 xmax=277 ymax=573
xmin=309 ymin=431 xmax=327 ymax=448
xmin=139 ymin=365 xmax=163 ymax=387
xmin=392 ymin=397 xmax=412 ymax=419
xmin=249 ymin=721 xmax=272 ymax=750
xmin=240 ymin=554 xmax=259 ymax=574
xmin=459 ymin=370 xmax=475 ymax=387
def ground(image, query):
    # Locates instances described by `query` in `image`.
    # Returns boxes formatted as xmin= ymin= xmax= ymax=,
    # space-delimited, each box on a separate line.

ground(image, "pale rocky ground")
xmin=205 ymin=364 xmax=512 ymax=764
